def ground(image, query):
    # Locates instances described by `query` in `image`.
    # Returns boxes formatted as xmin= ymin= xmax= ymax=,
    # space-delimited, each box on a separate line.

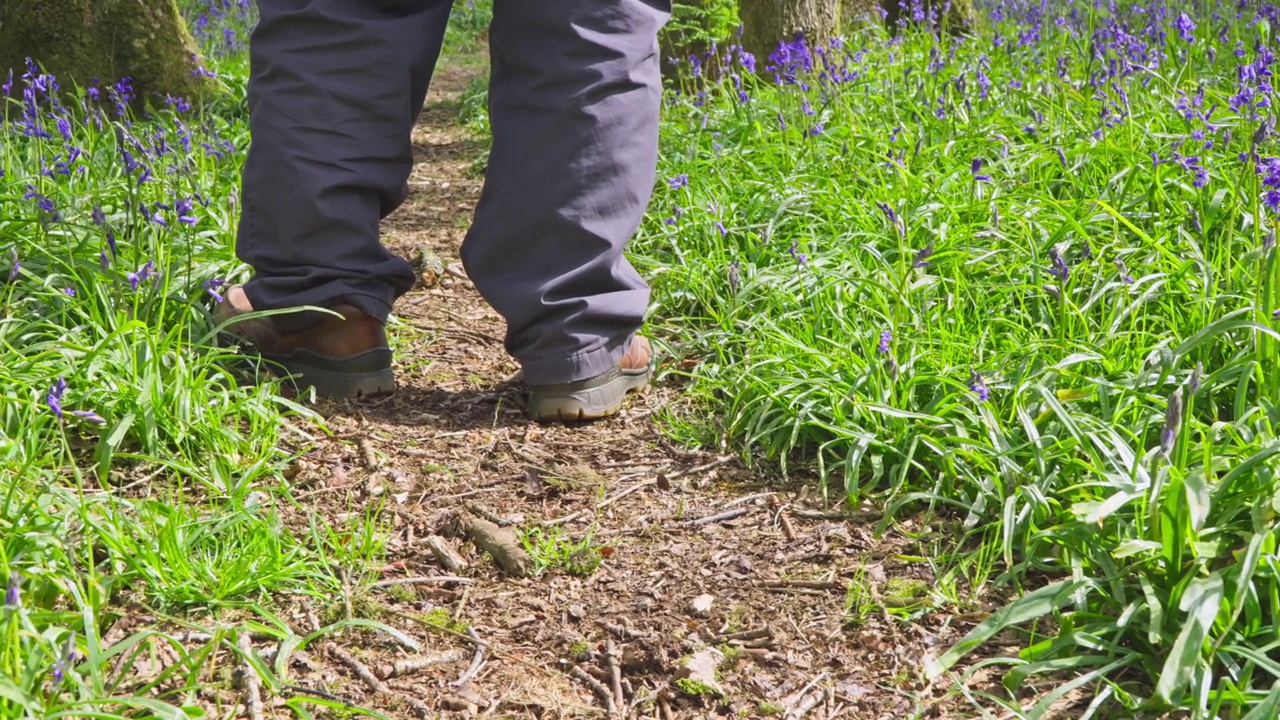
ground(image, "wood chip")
xmin=424 ymin=534 xmax=470 ymax=572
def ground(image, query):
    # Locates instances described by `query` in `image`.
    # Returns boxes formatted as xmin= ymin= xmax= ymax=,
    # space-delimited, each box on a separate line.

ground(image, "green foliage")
xmin=0 ymin=4 xmax=490 ymax=717
xmin=639 ymin=6 xmax=1280 ymax=718
xmin=663 ymin=0 xmax=743 ymax=58
xmin=675 ymin=676 xmax=720 ymax=697
xmin=518 ymin=526 xmax=605 ymax=576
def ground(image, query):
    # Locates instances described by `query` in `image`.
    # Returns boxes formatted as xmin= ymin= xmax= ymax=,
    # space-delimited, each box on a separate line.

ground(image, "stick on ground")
xmin=453 ymin=512 xmax=534 ymax=577
xmin=237 ymin=634 xmax=264 ymax=720
xmin=424 ymin=534 xmax=470 ymax=571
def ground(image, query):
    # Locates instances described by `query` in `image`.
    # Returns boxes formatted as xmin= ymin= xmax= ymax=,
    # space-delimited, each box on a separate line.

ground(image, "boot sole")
xmin=219 ymin=333 xmax=396 ymax=399
xmin=526 ymin=365 xmax=652 ymax=422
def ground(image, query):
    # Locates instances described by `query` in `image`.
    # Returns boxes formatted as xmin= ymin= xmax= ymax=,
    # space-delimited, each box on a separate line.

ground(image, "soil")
xmin=127 ymin=50 xmax=1033 ymax=720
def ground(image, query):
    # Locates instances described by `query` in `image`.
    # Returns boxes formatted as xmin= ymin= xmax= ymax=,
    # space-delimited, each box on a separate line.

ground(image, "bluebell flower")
xmin=971 ymin=157 xmax=991 ymax=182
xmin=788 ymin=240 xmax=808 ymax=265
xmin=969 ymin=370 xmax=990 ymax=401
xmin=4 ymin=573 xmax=18 ymax=606
xmin=877 ymin=329 xmax=892 ymax=354
xmin=913 ymin=243 xmax=934 ymax=268
xmin=46 ymin=377 xmax=67 ymax=419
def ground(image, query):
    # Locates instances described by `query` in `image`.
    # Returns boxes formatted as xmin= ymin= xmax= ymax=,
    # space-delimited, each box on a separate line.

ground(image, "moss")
xmin=675 ymin=677 xmax=719 ymax=697
xmin=421 ymin=606 xmax=469 ymax=634
xmin=0 ymin=0 xmax=220 ymax=108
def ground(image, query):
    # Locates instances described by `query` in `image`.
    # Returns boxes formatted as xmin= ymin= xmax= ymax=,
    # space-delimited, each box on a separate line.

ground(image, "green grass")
xmin=632 ymin=3 xmax=1280 ymax=717
xmin=0 ymin=4 xmax=491 ymax=718
xmin=7 ymin=0 xmax=1280 ymax=717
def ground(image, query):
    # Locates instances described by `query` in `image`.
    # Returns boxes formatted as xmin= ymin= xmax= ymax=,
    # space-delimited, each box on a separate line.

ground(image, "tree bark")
xmin=739 ymin=0 xmax=840 ymax=72
xmin=0 ymin=0 xmax=214 ymax=107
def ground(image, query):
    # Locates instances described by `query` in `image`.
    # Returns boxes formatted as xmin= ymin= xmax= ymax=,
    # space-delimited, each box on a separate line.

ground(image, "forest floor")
xmin=217 ymin=48 xmax=1011 ymax=720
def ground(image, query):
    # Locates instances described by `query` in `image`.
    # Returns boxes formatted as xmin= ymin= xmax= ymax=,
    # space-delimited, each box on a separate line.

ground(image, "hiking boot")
xmin=213 ymin=285 xmax=396 ymax=399
xmin=525 ymin=336 xmax=653 ymax=422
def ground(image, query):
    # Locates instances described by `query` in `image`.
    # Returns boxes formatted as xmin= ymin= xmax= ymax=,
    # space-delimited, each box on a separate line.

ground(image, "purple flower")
xmin=715 ymin=221 xmax=728 ymax=237
xmin=63 ymin=287 xmax=75 ymax=298
xmin=667 ymin=174 xmax=688 ymax=190
xmin=175 ymin=197 xmax=197 ymax=226
xmin=1175 ymin=12 xmax=1196 ymax=42
xmin=788 ymin=240 xmax=808 ymax=265
xmin=46 ymin=377 xmax=67 ymax=419
xmin=969 ymin=370 xmax=991 ymax=401
xmin=808 ymin=123 xmax=824 ymax=136
xmin=52 ymin=633 xmax=77 ymax=689
xmin=4 ymin=573 xmax=18 ymax=607
xmin=7 ymin=249 xmax=18 ymax=282
xmin=877 ymin=329 xmax=892 ymax=354
xmin=971 ymin=157 xmax=991 ymax=182
xmin=70 ymin=410 xmax=105 ymax=425
xmin=1048 ymin=248 xmax=1070 ymax=285
xmin=913 ymin=243 xmax=934 ymax=268
xmin=1115 ymin=259 xmax=1134 ymax=284
xmin=91 ymin=205 xmax=105 ymax=226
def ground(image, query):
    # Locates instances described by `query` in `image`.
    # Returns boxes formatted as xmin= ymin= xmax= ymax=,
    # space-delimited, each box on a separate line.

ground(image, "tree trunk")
xmin=739 ymin=0 xmax=840 ymax=73
xmin=0 ymin=0 xmax=214 ymax=107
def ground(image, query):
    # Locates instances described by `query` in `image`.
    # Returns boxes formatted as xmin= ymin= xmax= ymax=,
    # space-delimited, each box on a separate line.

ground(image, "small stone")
xmin=673 ymin=648 xmax=725 ymax=697
xmin=688 ymin=594 xmax=715 ymax=618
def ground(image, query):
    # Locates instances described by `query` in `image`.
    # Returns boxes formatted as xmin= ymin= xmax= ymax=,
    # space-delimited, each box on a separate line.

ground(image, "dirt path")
xmin=268 ymin=53 xmax=971 ymax=720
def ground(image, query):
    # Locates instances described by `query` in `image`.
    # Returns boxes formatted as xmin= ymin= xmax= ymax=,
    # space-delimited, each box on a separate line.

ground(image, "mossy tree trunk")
xmin=0 ymin=0 xmax=214 ymax=107
xmin=739 ymin=0 xmax=840 ymax=71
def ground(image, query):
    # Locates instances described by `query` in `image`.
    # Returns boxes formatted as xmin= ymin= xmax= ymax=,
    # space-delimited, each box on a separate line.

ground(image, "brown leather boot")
xmin=525 ymin=336 xmax=653 ymax=422
xmin=213 ymin=285 xmax=395 ymax=399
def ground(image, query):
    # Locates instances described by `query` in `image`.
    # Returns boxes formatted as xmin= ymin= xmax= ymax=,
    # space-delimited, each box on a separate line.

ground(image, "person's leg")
xmin=235 ymin=0 xmax=454 ymax=329
xmin=461 ymin=0 xmax=671 ymax=418
xmin=224 ymin=0 xmax=454 ymax=397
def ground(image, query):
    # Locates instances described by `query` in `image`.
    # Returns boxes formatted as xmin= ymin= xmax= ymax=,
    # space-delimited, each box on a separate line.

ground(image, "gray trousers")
xmin=235 ymin=0 xmax=669 ymax=385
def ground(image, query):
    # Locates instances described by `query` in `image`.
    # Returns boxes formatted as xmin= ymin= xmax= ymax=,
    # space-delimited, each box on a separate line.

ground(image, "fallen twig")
xmin=330 ymin=645 xmax=390 ymax=694
xmin=596 ymin=479 xmax=657 ymax=511
xmin=779 ymin=510 xmax=798 ymax=541
xmin=683 ymin=507 xmax=750 ymax=527
xmin=371 ymin=575 xmax=474 ymax=589
xmin=425 ymin=535 xmax=470 ymax=572
xmin=787 ymin=687 xmax=828 ymax=719
xmin=449 ymin=512 xmax=534 ymax=577
xmin=237 ymin=634 xmax=264 ymax=720
xmin=712 ymin=626 xmax=773 ymax=644
xmin=454 ymin=628 xmax=487 ymax=687
xmin=466 ymin=502 xmax=512 ymax=527
xmin=600 ymin=621 xmax=648 ymax=640
xmin=329 ymin=646 xmax=437 ymax=719
xmin=657 ymin=694 xmax=675 ymax=720
xmin=784 ymin=672 xmax=830 ymax=720
xmin=568 ymin=664 xmax=617 ymax=716
xmin=753 ymin=579 xmax=846 ymax=591
xmin=377 ymin=649 xmax=470 ymax=679
xmin=357 ymin=437 xmax=379 ymax=471
xmin=791 ymin=508 xmax=882 ymax=522
xmin=724 ymin=491 xmax=777 ymax=508
xmin=606 ymin=640 xmax=625 ymax=711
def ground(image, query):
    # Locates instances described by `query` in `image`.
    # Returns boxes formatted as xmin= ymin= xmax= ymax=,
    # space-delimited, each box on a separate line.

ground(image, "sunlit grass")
xmin=635 ymin=2 xmax=1280 ymax=715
